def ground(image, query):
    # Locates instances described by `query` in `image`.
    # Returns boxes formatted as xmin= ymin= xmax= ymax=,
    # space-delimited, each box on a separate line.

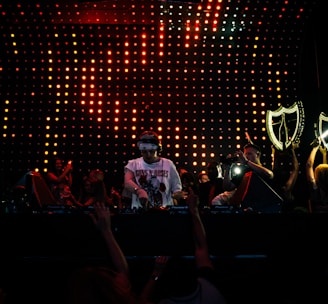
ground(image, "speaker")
xmin=137 ymin=131 xmax=163 ymax=152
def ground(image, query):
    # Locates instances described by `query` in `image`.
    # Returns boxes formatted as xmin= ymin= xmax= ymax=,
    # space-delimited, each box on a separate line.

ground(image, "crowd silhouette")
xmin=2 ymin=135 xmax=328 ymax=303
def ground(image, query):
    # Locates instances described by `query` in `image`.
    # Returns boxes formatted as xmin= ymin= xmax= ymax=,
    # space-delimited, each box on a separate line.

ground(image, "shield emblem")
xmin=266 ymin=101 xmax=305 ymax=151
xmin=318 ymin=112 xmax=328 ymax=149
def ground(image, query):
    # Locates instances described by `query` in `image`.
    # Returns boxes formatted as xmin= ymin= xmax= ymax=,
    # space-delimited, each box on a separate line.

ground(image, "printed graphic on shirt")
xmin=136 ymin=171 xmax=168 ymax=207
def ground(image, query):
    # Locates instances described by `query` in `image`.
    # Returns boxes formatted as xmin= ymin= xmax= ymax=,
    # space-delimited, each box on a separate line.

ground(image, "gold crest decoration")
xmin=317 ymin=112 xmax=328 ymax=149
xmin=266 ymin=101 xmax=305 ymax=151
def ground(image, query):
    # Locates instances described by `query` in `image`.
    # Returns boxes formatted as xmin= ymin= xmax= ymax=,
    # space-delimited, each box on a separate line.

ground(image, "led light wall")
xmin=0 ymin=0 xmax=324 ymax=193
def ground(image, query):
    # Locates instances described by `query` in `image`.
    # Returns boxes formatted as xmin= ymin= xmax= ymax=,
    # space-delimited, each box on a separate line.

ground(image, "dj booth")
xmin=0 ymin=205 xmax=326 ymax=259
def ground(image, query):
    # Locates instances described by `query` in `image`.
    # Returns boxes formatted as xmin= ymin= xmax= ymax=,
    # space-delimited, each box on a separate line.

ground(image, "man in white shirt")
xmin=124 ymin=130 xmax=184 ymax=209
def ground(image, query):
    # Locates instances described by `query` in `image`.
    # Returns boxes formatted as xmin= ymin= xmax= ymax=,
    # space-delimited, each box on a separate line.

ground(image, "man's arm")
xmin=319 ymin=145 xmax=327 ymax=164
xmin=306 ymin=140 xmax=320 ymax=187
xmin=89 ymin=202 xmax=129 ymax=276
xmin=137 ymin=188 xmax=213 ymax=304
xmin=284 ymin=142 xmax=299 ymax=192
xmin=137 ymin=256 xmax=170 ymax=304
xmin=46 ymin=163 xmax=73 ymax=184
xmin=124 ymin=168 xmax=148 ymax=206
xmin=186 ymin=188 xmax=213 ymax=270
xmin=245 ymin=160 xmax=274 ymax=180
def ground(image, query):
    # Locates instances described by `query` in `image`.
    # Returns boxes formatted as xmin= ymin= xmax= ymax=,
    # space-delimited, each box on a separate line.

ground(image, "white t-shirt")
xmin=124 ymin=157 xmax=182 ymax=209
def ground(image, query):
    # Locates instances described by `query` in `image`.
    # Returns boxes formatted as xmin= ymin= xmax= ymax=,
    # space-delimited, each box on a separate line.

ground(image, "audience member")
xmin=212 ymin=143 xmax=274 ymax=209
xmin=210 ymin=155 xmax=238 ymax=206
xmin=235 ymin=142 xmax=274 ymax=180
xmin=271 ymin=141 xmax=300 ymax=212
xmin=139 ymin=187 xmax=227 ymax=304
xmin=46 ymin=156 xmax=78 ymax=206
xmin=197 ymin=171 xmax=211 ymax=208
xmin=176 ymin=171 xmax=198 ymax=205
xmin=208 ymin=157 xmax=234 ymax=205
xmin=77 ymin=170 xmax=114 ymax=209
xmin=124 ymin=130 xmax=185 ymax=210
xmin=197 ymin=171 xmax=209 ymax=184
xmin=110 ymin=186 xmax=123 ymax=209
xmin=198 ymin=161 xmax=224 ymax=208
xmin=77 ymin=175 xmax=97 ymax=207
xmin=223 ymin=143 xmax=273 ymax=190
xmin=306 ymin=138 xmax=328 ymax=213
xmin=65 ymin=202 xmax=137 ymax=304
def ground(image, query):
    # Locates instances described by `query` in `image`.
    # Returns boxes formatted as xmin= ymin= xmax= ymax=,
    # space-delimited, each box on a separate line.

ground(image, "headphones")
xmin=137 ymin=130 xmax=163 ymax=152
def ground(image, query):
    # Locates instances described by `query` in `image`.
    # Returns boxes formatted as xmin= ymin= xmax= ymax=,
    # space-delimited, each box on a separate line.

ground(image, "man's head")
xmin=137 ymin=130 xmax=162 ymax=152
xmin=243 ymin=143 xmax=261 ymax=164
xmin=314 ymin=164 xmax=328 ymax=193
xmin=50 ymin=156 xmax=63 ymax=172
xmin=198 ymin=171 xmax=210 ymax=183
xmin=137 ymin=130 xmax=162 ymax=163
